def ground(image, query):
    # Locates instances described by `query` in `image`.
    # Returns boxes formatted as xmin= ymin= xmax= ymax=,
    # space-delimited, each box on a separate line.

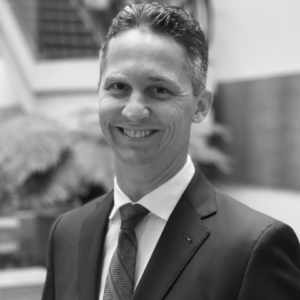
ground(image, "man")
xmin=42 ymin=3 xmax=300 ymax=300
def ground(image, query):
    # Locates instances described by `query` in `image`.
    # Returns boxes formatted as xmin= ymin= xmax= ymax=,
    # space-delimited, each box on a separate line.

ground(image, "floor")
xmin=0 ymin=267 xmax=46 ymax=300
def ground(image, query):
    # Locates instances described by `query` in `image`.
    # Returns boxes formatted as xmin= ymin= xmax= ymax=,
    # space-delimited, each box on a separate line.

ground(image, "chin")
xmin=116 ymin=151 xmax=156 ymax=167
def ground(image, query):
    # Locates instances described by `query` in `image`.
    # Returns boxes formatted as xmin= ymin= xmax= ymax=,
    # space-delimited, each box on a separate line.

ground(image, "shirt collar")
xmin=111 ymin=155 xmax=195 ymax=222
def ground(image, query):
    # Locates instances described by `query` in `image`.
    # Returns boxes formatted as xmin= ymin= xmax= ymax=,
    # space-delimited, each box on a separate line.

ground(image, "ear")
xmin=193 ymin=89 xmax=213 ymax=123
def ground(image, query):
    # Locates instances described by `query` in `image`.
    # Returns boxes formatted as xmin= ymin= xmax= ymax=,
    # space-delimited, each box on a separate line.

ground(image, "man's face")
xmin=98 ymin=29 xmax=208 ymax=168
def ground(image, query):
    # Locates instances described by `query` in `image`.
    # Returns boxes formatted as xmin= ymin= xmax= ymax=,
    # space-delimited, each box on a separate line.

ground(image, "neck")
xmin=115 ymin=153 xmax=188 ymax=202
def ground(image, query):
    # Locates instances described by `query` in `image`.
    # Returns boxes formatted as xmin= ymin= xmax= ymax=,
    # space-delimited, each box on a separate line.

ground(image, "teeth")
xmin=122 ymin=129 xmax=153 ymax=138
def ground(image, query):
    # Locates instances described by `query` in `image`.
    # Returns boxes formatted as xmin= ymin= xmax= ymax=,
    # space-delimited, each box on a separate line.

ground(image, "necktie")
xmin=103 ymin=203 xmax=149 ymax=300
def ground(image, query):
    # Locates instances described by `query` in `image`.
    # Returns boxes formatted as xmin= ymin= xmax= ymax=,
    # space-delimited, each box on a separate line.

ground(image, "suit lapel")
xmin=78 ymin=192 xmax=114 ymax=300
xmin=132 ymin=169 xmax=217 ymax=300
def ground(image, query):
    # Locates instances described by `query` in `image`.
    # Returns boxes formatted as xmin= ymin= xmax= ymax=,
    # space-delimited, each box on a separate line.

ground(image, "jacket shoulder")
xmin=51 ymin=192 xmax=111 ymax=242
xmin=214 ymin=188 xmax=279 ymax=228
xmin=202 ymin=188 xmax=299 ymax=252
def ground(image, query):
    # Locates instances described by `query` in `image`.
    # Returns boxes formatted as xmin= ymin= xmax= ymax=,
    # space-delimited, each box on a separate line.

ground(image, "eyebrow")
xmin=148 ymin=76 xmax=180 ymax=87
xmin=102 ymin=74 xmax=124 ymax=85
xmin=103 ymin=74 xmax=181 ymax=90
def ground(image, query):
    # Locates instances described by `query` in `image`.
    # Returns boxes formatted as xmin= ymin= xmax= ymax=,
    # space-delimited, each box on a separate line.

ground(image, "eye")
xmin=154 ymin=87 xmax=169 ymax=94
xmin=148 ymin=86 xmax=172 ymax=99
xmin=112 ymin=83 xmax=129 ymax=91
xmin=106 ymin=82 xmax=131 ymax=97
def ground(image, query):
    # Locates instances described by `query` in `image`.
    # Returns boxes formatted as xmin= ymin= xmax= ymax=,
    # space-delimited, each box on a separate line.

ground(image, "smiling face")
xmin=98 ymin=29 xmax=211 ymax=171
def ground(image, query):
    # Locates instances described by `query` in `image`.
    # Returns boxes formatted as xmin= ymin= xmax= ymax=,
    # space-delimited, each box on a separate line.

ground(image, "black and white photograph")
xmin=0 ymin=1 xmax=300 ymax=299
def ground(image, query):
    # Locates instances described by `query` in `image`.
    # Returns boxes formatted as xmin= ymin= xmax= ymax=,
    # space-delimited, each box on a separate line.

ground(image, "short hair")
xmin=99 ymin=2 xmax=208 ymax=96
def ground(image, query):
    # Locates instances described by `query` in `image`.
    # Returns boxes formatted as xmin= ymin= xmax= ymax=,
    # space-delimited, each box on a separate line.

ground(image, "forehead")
xmin=102 ymin=29 xmax=189 ymax=76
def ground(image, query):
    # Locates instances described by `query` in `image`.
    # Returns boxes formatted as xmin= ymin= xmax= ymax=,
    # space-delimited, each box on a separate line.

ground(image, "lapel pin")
xmin=184 ymin=235 xmax=194 ymax=244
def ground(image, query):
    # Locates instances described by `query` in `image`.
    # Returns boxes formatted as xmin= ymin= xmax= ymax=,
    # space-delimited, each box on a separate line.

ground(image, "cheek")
xmin=98 ymin=103 xmax=115 ymax=135
xmin=98 ymin=94 xmax=119 ymax=119
xmin=157 ymin=100 xmax=194 ymax=126
xmin=98 ymin=100 xmax=109 ymax=116
xmin=98 ymin=102 xmax=108 ymax=123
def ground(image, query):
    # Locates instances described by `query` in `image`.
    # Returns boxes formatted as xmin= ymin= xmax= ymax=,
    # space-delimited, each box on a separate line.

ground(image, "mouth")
xmin=117 ymin=127 xmax=156 ymax=139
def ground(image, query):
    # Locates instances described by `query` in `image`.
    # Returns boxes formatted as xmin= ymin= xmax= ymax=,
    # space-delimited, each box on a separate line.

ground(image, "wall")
xmin=210 ymin=0 xmax=300 ymax=190
xmin=210 ymin=0 xmax=300 ymax=82
xmin=0 ymin=39 xmax=16 ymax=109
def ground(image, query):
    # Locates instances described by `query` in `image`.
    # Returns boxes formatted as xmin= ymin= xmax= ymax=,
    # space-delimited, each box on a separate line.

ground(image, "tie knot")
xmin=119 ymin=203 xmax=149 ymax=230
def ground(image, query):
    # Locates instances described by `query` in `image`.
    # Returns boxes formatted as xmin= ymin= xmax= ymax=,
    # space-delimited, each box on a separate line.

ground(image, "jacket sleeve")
xmin=237 ymin=222 xmax=300 ymax=299
xmin=41 ymin=214 xmax=65 ymax=300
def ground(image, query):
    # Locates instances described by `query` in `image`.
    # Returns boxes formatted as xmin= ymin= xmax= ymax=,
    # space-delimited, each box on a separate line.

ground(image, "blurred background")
xmin=0 ymin=0 xmax=300 ymax=299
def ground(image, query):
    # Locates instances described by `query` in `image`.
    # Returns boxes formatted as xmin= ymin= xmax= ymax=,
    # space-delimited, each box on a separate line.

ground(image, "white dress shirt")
xmin=99 ymin=156 xmax=195 ymax=299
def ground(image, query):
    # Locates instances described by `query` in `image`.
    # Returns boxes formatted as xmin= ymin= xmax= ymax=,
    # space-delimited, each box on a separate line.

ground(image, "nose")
xmin=122 ymin=92 xmax=150 ymax=122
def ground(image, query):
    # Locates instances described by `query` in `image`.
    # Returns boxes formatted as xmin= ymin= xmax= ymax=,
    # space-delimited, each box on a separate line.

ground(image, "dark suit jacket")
xmin=42 ymin=170 xmax=300 ymax=300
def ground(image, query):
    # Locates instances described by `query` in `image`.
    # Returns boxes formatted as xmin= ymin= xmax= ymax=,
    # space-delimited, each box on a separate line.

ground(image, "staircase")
xmin=7 ymin=0 xmax=103 ymax=59
xmin=0 ymin=0 xmax=104 ymax=115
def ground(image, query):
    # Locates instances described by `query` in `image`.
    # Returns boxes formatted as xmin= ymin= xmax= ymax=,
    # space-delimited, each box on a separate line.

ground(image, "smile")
xmin=119 ymin=128 xmax=155 ymax=139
